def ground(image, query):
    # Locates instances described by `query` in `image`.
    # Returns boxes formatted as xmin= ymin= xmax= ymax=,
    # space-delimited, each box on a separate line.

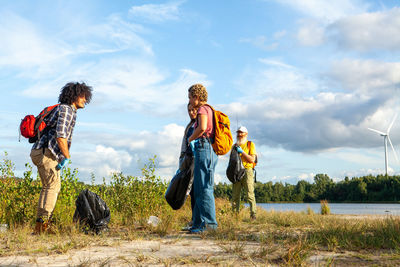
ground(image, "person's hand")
xmin=190 ymin=140 xmax=196 ymax=152
xmin=56 ymin=158 xmax=70 ymax=170
xmin=236 ymin=146 xmax=244 ymax=154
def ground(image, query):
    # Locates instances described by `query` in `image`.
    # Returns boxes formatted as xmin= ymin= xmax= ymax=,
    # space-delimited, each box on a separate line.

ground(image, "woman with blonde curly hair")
xmin=187 ymin=83 xmax=218 ymax=233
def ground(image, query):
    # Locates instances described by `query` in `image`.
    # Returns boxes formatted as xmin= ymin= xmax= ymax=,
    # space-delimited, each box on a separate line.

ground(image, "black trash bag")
xmin=73 ymin=189 xmax=111 ymax=234
xmin=226 ymin=145 xmax=246 ymax=184
xmin=165 ymin=150 xmax=194 ymax=210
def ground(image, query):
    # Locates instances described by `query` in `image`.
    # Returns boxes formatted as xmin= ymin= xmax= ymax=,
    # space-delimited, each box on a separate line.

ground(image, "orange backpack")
xmin=205 ymin=104 xmax=233 ymax=155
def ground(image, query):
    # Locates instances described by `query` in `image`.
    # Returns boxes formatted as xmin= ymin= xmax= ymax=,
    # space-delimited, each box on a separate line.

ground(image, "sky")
xmin=1 ymin=0 xmax=400 ymax=185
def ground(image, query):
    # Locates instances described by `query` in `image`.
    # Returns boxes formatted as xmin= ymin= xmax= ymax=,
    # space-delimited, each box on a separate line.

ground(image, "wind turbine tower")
xmin=368 ymin=114 xmax=399 ymax=176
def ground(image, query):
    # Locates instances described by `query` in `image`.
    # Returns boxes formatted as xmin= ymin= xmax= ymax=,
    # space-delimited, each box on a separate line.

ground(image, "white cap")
xmin=236 ymin=126 xmax=248 ymax=133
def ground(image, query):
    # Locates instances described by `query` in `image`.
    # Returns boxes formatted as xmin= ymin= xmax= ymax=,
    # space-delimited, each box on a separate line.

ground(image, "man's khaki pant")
xmin=30 ymin=148 xmax=61 ymax=220
xmin=232 ymin=168 xmax=257 ymax=217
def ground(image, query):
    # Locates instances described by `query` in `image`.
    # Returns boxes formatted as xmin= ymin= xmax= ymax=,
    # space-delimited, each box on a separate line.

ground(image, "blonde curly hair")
xmin=188 ymin=83 xmax=208 ymax=102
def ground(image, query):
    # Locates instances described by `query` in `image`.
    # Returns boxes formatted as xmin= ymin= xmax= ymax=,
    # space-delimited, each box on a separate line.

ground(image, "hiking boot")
xmin=32 ymin=218 xmax=55 ymax=235
xmin=32 ymin=218 xmax=45 ymax=235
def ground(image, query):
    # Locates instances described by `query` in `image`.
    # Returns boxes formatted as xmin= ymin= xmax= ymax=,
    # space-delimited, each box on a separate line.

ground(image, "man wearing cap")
xmin=231 ymin=126 xmax=257 ymax=220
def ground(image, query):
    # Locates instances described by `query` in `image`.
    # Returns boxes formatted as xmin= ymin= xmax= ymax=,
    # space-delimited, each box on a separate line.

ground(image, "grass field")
xmin=2 ymin=153 xmax=400 ymax=266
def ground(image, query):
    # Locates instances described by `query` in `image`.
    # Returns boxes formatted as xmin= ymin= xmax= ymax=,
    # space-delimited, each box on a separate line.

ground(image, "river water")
xmin=255 ymin=203 xmax=400 ymax=215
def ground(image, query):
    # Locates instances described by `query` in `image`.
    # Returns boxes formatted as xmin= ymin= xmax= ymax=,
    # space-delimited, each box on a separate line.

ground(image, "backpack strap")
xmin=247 ymin=141 xmax=257 ymax=168
xmin=199 ymin=103 xmax=215 ymax=140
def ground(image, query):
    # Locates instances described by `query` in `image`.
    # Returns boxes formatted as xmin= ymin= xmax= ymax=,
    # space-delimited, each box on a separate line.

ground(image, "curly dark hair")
xmin=58 ymin=82 xmax=93 ymax=105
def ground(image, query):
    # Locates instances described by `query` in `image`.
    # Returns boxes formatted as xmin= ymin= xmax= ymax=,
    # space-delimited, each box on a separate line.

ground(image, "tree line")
xmin=214 ymin=174 xmax=400 ymax=203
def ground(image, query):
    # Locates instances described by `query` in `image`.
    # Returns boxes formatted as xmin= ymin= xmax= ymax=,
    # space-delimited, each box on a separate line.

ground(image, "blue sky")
xmin=1 ymin=0 xmax=400 ymax=184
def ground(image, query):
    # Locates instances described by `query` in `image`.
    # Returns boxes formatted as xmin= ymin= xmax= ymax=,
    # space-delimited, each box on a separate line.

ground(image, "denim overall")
xmin=191 ymin=138 xmax=218 ymax=231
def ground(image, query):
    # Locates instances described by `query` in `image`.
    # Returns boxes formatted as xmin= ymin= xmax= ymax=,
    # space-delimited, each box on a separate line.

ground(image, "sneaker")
xmin=181 ymin=225 xmax=191 ymax=231
xmin=181 ymin=220 xmax=194 ymax=231
xmin=189 ymin=228 xmax=204 ymax=234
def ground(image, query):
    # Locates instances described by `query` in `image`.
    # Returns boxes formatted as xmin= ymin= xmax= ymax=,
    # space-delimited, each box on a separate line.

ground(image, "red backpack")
xmin=20 ymin=104 xmax=59 ymax=143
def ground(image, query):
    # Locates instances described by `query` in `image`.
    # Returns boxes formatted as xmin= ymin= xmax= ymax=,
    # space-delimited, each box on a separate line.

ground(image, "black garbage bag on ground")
xmin=73 ymin=189 xmax=111 ymax=234
xmin=165 ymin=150 xmax=194 ymax=210
xmin=226 ymin=146 xmax=246 ymax=184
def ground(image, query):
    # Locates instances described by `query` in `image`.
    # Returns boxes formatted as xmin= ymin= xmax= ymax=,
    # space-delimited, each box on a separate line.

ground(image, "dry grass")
xmin=2 ymin=199 xmax=400 ymax=266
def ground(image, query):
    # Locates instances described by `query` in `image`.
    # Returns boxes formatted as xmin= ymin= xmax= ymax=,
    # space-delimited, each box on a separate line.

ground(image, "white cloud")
xmin=239 ymin=36 xmax=279 ymax=51
xmin=297 ymin=19 xmax=326 ymax=46
xmin=227 ymin=57 xmax=400 ymax=153
xmin=258 ymin=58 xmax=295 ymax=69
xmin=82 ymin=14 xmax=154 ymax=56
xmin=328 ymin=59 xmax=400 ymax=93
xmin=0 ymin=12 xmax=153 ymax=73
xmin=76 ymin=145 xmax=133 ymax=182
xmin=273 ymin=0 xmax=369 ymax=22
xmin=129 ymin=1 xmax=184 ymax=23
xmin=293 ymin=6 xmax=400 ymax=52
xmin=71 ymin=123 xmax=186 ymax=181
xmin=328 ymin=7 xmax=400 ymax=51
xmin=0 ymin=12 xmax=71 ymax=68
xmin=20 ymin=57 xmax=209 ymax=115
xmin=235 ymin=58 xmax=319 ymax=99
xmin=298 ymin=173 xmax=315 ymax=182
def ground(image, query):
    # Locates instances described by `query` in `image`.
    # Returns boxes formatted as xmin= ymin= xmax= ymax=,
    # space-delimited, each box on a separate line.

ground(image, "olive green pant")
xmin=232 ymin=168 xmax=256 ymax=216
xmin=30 ymin=148 xmax=61 ymax=220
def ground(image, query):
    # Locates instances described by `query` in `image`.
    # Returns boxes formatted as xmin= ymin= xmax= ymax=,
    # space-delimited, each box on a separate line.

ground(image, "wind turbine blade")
xmin=387 ymin=113 xmax=398 ymax=134
xmin=388 ymin=136 xmax=399 ymax=163
xmin=368 ymin=128 xmax=386 ymax=135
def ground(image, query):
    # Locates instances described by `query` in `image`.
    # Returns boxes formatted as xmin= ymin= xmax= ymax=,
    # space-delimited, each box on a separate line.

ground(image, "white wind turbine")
xmin=368 ymin=114 xmax=399 ymax=176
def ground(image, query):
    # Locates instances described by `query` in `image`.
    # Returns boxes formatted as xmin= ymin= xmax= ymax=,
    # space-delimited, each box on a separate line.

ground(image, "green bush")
xmin=0 ymin=153 xmax=168 ymax=227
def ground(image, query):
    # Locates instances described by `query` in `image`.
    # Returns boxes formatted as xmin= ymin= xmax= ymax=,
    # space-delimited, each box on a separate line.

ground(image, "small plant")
xmin=320 ymin=200 xmax=331 ymax=215
xmin=306 ymin=205 xmax=315 ymax=215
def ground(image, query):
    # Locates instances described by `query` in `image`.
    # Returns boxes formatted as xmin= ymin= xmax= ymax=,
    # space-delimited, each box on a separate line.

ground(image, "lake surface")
xmin=255 ymin=203 xmax=400 ymax=215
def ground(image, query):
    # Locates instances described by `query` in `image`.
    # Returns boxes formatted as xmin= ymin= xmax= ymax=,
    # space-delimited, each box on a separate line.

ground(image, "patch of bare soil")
xmin=0 ymin=233 xmax=263 ymax=266
xmin=1 ymin=232 xmax=400 ymax=266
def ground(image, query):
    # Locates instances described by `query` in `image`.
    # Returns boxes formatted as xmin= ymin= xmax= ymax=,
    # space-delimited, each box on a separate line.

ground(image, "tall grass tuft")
xmin=320 ymin=200 xmax=331 ymax=215
xmin=306 ymin=205 xmax=315 ymax=215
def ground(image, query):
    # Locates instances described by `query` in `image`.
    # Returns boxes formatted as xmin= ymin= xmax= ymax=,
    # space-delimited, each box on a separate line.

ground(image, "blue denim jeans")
xmin=192 ymin=138 xmax=218 ymax=230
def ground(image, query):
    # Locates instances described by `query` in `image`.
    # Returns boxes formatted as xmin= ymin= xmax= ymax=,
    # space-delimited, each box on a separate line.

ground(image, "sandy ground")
xmin=1 ymin=215 xmax=398 ymax=266
xmin=0 ymin=233 xmax=264 ymax=267
xmin=1 ymin=232 xmax=393 ymax=267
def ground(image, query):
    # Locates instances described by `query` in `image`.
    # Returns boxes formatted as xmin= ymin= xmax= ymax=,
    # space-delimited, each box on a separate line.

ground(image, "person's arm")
xmin=240 ymin=150 xmax=256 ymax=163
xmin=56 ymin=105 xmax=73 ymax=161
xmin=56 ymin=137 xmax=70 ymax=159
xmin=188 ymin=114 xmax=207 ymax=142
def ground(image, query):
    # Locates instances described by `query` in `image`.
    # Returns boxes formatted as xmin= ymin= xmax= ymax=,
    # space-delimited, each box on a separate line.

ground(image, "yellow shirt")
xmin=240 ymin=141 xmax=256 ymax=169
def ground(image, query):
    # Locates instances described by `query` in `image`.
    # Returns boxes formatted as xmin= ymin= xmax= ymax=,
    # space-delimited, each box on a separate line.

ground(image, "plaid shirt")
xmin=32 ymin=104 xmax=77 ymax=162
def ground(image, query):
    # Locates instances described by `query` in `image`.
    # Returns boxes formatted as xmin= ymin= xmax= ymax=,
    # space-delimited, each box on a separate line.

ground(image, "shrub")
xmin=0 ymin=153 xmax=168 ymax=228
xmin=320 ymin=200 xmax=331 ymax=215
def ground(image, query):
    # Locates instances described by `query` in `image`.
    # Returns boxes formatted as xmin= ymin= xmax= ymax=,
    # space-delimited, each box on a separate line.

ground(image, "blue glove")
xmin=189 ymin=140 xmax=196 ymax=152
xmin=56 ymin=158 xmax=70 ymax=170
xmin=236 ymin=146 xmax=244 ymax=154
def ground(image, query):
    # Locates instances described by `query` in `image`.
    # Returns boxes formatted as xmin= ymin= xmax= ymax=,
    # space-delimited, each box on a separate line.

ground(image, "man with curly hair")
xmin=30 ymin=82 xmax=93 ymax=234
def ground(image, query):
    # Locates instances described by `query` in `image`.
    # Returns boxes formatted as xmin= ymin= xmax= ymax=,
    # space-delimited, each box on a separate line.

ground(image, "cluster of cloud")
xmin=226 ymin=57 xmax=399 ymax=152
xmin=2 ymin=0 xmax=400 ymax=182
xmin=231 ymin=1 xmax=400 ymax=156
xmin=129 ymin=1 xmax=184 ymax=23
xmin=0 ymin=1 xmax=200 ymax=180
xmin=286 ymin=1 xmax=400 ymax=51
